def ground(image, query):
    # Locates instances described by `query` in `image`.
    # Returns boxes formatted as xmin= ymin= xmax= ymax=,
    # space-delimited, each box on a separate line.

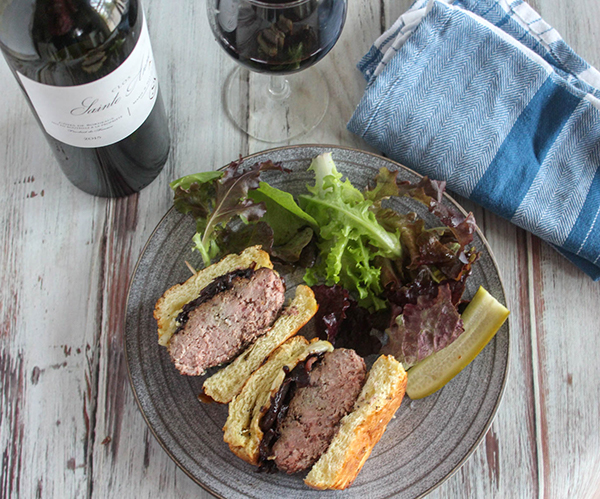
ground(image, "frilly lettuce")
xmin=299 ymin=153 xmax=402 ymax=310
xmin=382 ymin=284 xmax=463 ymax=368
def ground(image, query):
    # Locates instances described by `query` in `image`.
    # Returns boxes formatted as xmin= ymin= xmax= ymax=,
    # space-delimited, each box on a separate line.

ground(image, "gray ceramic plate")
xmin=125 ymin=145 xmax=509 ymax=499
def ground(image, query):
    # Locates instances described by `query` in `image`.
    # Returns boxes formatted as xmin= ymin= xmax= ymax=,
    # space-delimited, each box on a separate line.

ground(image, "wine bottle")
xmin=0 ymin=0 xmax=170 ymax=197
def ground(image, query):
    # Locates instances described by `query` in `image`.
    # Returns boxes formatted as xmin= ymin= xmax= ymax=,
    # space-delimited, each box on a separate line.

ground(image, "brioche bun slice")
xmin=224 ymin=336 xmax=333 ymax=465
xmin=304 ymin=355 xmax=407 ymax=490
xmin=203 ymin=285 xmax=318 ymax=404
xmin=154 ymin=246 xmax=273 ymax=346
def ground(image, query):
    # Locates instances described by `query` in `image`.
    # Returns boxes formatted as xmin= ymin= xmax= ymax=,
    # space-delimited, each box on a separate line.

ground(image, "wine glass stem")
xmin=268 ymin=75 xmax=291 ymax=101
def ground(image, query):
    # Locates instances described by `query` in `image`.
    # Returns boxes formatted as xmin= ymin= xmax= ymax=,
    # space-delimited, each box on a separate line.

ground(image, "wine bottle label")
xmin=17 ymin=16 xmax=159 ymax=149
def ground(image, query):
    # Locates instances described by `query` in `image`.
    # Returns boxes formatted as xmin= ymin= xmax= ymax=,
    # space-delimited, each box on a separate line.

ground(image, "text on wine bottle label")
xmin=17 ymin=16 xmax=158 ymax=149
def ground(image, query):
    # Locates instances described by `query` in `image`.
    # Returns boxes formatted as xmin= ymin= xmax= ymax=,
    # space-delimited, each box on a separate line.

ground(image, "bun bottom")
xmin=304 ymin=355 xmax=407 ymax=490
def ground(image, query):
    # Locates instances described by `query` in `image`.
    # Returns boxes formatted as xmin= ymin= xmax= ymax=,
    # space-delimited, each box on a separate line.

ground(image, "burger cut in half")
xmin=224 ymin=335 xmax=408 ymax=490
xmin=154 ymin=246 xmax=318 ymax=403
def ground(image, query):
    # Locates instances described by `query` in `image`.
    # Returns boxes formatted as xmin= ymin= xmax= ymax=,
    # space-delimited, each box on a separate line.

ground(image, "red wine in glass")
xmin=214 ymin=0 xmax=347 ymax=74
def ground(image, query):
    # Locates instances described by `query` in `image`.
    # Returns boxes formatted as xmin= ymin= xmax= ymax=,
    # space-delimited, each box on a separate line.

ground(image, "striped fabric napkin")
xmin=348 ymin=0 xmax=600 ymax=279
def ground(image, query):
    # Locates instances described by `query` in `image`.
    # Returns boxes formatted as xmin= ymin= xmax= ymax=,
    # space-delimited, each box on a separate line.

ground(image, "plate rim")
xmin=124 ymin=143 xmax=510 ymax=499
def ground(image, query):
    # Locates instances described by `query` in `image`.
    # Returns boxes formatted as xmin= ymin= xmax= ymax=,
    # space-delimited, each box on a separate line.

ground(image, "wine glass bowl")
xmin=207 ymin=0 xmax=348 ymax=142
xmin=213 ymin=0 xmax=347 ymax=74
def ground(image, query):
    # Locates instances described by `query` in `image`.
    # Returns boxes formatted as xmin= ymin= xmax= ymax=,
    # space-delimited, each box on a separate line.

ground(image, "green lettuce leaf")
xmin=216 ymin=221 xmax=274 ymax=256
xmin=299 ymin=153 xmax=402 ymax=309
xmin=248 ymin=181 xmax=317 ymax=245
xmin=247 ymin=181 xmax=318 ymax=263
xmin=170 ymin=171 xmax=223 ymax=191
xmin=364 ymin=167 xmax=400 ymax=205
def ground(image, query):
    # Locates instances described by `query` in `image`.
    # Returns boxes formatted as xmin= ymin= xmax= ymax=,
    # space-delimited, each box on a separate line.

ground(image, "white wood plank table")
xmin=1 ymin=0 xmax=599 ymax=497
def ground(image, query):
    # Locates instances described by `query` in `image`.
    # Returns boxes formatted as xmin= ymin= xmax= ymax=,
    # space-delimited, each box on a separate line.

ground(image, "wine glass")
xmin=207 ymin=0 xmax=348 ymax=142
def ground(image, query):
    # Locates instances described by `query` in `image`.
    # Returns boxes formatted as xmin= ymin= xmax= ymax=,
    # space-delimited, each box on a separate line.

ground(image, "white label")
xmin=17 ymin=16 xmax=158 ymax=148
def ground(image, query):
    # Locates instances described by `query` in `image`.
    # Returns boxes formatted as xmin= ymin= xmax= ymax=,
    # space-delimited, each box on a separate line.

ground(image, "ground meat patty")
xmin=168 ymin=267 xmax=285 ymax=376
xmin=272 ymin=349 xmax=366 ymax=474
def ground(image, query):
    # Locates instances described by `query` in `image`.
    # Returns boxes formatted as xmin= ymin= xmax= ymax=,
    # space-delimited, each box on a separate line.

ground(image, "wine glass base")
xmin=223 ymin=66 xmax=329 ymax=143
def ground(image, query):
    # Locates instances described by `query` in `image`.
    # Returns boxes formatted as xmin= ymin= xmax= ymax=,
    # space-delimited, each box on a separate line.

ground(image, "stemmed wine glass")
xmin=207 ymin=0 xmax=348 ymax=142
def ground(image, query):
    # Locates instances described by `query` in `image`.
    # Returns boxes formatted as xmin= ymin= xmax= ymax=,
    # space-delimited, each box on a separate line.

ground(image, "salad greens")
xmin=382 ymin=284 xmax=463 ymax=368
xmin=299 ymin=153 xmax=402 ymax=310
xmin=248 ymin=182 xmax=317 ymax=262
xmin=170 ymin=152 xmax=479 ymax=366
xmin=170 ymin=159 xmax=283 ymax=266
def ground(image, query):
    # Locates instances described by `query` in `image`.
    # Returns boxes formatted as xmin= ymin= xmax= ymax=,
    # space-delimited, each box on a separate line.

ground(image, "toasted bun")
xmin=304 ymin=355 xmax=407 ymax=490
xmin=203 ymin=285 xmax=318 ymax=404
xmin=223 ymin=336 xmax=334 ymax=465
xmin=153 ymin=246 xmax=273 ymax=346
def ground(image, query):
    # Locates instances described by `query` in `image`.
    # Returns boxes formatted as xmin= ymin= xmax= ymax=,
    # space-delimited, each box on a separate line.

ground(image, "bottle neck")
xmin=31 ymin=0 xmax=134 ymax=62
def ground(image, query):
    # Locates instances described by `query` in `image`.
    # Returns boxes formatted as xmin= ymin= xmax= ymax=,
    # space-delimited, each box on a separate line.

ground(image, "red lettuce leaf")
xmin=397 ymin=177 xmax=457 ymax=226
xmin=210 ymin=159 xmax=284 ymax=229
xmin=172 ymin=172 xmax=220 ymax=221
xmin=381 ymin=284 xmax=463 ymax=368
xmin=397 ymin=176 xmax=477 ymax=248
xmin=334 ymin=301 xmax=384 ymax=357
xmin=371 ymin=175 xmax=480 ymax=289
xmin=384 ymin=261 xmax=474 ymax=311
xmin=171 ymin=159 xmax=285 ymax=265
xmin=311 ymin=284 xmax=351 ymax=344
xmin=311 ymin=284 xmax=384 ymax=357
xmin=364 ymin=167 xmax=400 ymax=205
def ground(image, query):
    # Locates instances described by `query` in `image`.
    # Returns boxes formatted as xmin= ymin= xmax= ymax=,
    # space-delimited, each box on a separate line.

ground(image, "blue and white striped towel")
xmin=348 ymin=0 xmax=600 ymax=279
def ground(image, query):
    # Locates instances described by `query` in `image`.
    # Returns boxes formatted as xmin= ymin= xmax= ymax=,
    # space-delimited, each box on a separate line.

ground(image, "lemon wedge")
xmin=406 ymin=286 xmax=509 ymax=399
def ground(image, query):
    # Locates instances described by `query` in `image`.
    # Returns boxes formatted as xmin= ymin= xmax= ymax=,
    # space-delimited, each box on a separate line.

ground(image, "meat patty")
xmin=168 ymin=267 xmax=285 ymax=376
xmin=272 ymin=349 xmax=366 ymax=474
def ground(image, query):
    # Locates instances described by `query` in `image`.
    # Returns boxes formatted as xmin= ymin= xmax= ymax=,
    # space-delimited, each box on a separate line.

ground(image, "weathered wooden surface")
xmin=1 ymin=0 xmax=599 ymax=498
